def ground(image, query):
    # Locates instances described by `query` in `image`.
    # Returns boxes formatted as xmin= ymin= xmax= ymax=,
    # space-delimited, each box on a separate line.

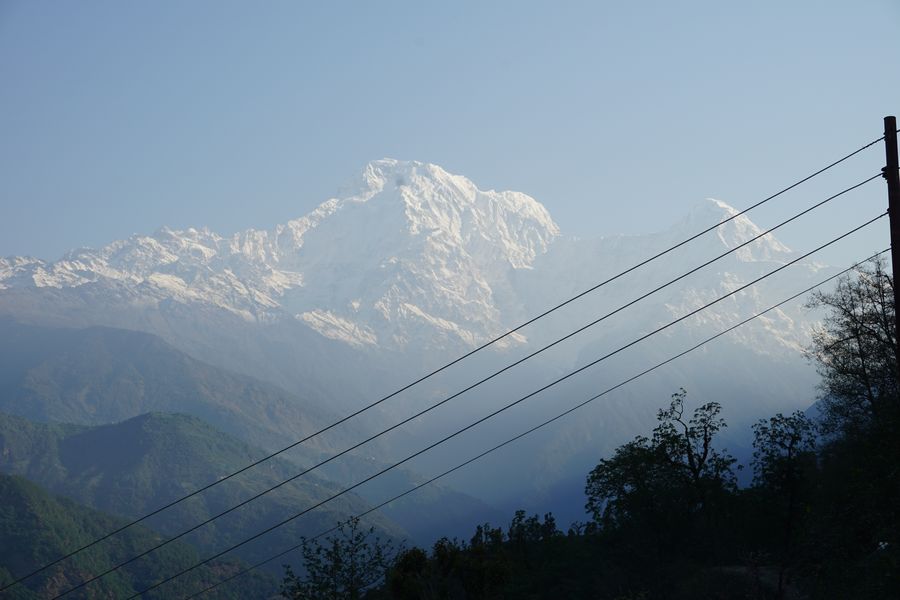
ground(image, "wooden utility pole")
xmin=884 ymin=116 xmax=900 ymax=350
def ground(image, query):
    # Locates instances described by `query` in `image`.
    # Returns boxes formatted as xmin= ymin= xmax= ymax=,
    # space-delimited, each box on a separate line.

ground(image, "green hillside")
xmin=0 ymin=474 xmax=275 ymax=599
xmin=0 ymin=411 xmax=405 ymax=569
xmin=0 ymin=320 xmax=499 ymax=545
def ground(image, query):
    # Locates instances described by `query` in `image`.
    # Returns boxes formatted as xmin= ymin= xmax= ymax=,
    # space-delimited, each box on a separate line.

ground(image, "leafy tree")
xmin=584 ymin=435 xmax=676 ymax=532
xmin=585 ymin=389 xmax=737 ymax=570
xmin=806 ymin=258 xmax=898 ymax=435
xmin=651 ymin=389 xmax=737 ymax=509
xmin=751 ymin=411 xmax=816 ymax=491
xmin=750 ymin=411 xmax=817 ymax=599
xmin=507 ymin=510 xmax=559 ymax=547
xmin=281 ymin=518 xmax=395 ymax=600
xmin=802 ymin=260 xmax=900 ymax=597
xmin=585 ymin=389 xmax=736 ymax=526
xmin=378 ymin=512 xmax=571 ymax=600
xmin=384 ymin=547 xmax=434 ymax=600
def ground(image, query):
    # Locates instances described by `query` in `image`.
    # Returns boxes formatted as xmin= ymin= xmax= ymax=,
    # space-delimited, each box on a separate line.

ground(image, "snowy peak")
xmin=317 ymin=159 xmax=560 ymax=268
xmin=268 ymin=159 xmax=561 ymax=348
xmin=0 ymin=256 xmax=45 ymax=289
xmin=675 ymin=198 xmax=792 ymax=261
xmin=0 ymin=161 xmax=808 ymax=354
xmin=0 ymin=160 xmax=563 ymax=350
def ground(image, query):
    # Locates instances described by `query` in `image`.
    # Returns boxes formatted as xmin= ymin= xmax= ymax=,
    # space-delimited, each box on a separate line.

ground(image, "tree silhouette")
xmin=281 ymin=518 xmax=396 ymax=600
xmin=584 ymin=389 xmax=737 ymax=565
xmin=802 ymin=259 xmax=900 ymax=597
xmin=751 ymin=411 xmax=817 ymax=599
xmin=806 ymin=258 xmax=898 ymax=435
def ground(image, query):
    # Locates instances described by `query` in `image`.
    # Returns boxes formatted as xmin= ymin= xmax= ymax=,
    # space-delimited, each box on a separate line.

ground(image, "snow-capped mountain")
xmin=1 ymin=160 xmax=558 ymax=352
xmin=0 ymin=159 xmax=836 ymax=513
xmin=0 ymin=159 xmax=816 ymax=356
xmin=515 ymin=195 xmax=820 ymax=358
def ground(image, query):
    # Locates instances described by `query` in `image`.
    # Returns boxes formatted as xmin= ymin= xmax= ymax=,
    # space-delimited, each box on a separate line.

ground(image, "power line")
xmin=46 ymin=174 xmax=881 ymax=598
xmin=116 ymin=213 xmax=886 ymax=600
xmin=2 ymin=135 xmax=881 ymax=594
xmin=181 ymin=246 xmax=891 ymax=600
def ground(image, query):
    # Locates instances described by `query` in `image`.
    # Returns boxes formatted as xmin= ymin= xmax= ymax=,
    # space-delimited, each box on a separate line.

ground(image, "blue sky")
xmin=1 ymin=1 xmax=898 ymax=265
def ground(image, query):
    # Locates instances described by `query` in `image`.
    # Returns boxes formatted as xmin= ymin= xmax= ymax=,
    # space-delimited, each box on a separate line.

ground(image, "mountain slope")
xmin=0 ymin=411 xmax=405 ymax=568
xmin=0 ymin=320 xmax=500 ymax=545
xmin=0 ymin=474 xmax=275 ymax=599
xmin=0 ymin=319 xmax=347 ymax=454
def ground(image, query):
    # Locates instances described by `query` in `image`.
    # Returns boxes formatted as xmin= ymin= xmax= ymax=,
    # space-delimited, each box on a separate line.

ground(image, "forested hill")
xmin=0 ymin=474 xmax=275 ymax=599
xmin=0 ymin=410 xmax=403 ymax=568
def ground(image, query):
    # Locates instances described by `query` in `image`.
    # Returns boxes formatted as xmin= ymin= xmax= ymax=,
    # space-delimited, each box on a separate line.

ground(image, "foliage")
xmin=747 ymin=411 xmax=817 ymax=598
xmin=373 ymin=512 xmax=609 ymax=600
xmin=802 ymin=260 xmax=900 ymax=596
xmin=584 ymin=389 xmax=737 ymax=562
xmin=583 ymin=435 xmax=672 ymax=529
xmin=651 ymin=389 xmax=737 ymax=504
xmin=806 ymin=258 xmax=898 ymax=435
xmin=281 ymin=517 xmax=396 ymax=600
xmin=0 ymin=410 xmax=399 ymax=570
xmin=751 ymin=411 xmax=816 ymax=491
xmin=0 ymin=474 xmax=272 ymax=599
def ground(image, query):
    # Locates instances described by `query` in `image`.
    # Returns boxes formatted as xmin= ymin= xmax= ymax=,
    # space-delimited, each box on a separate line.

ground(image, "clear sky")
xmin=1 ymin=0 xmax=898 ymax=266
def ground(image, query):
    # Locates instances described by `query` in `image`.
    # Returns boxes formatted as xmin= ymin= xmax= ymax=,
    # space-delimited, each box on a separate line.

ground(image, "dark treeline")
xmin=282 ymin=262 xmax=899 ymax=600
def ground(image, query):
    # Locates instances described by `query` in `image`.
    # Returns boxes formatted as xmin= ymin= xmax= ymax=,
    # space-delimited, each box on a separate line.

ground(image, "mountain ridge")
xmin=0 ymin=160 xmax=835 ymax=515
xmin=0 ymin=160 xmax=801 ymax=356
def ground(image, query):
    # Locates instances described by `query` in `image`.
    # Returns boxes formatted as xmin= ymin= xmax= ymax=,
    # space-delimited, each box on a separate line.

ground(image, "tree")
xmin=584 ymin=435 xmax=676 ymax=531
xmin=584 ymin=389 xmax=737 ymax=563
xmin=507 ymin=510 xmax=559 ymax=547
xmin=803 ymin=259 xmax=899 ymax=597
xmin=384 ymin=547 xmax=435 ymax=600
xmin=750 ymin=411 xmax=817 ymax=599
xmin=806 ymin=258 xmax=898 ymax=435
xmin=751 ymin=411 xmax=816 ymax=491
xmin=281 ymin=518 xmax=396 ymax=600
xmin=651 ymin=389 xmax=737 ymax=510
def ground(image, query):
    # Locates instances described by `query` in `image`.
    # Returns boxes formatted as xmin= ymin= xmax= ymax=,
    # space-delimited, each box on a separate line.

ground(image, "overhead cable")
xmin=181 ymin=246 xmax=891 ymax=600
xmin=3 ymin=135 xmax=881 ymax=593
xmin=114 ymin=212 xmax=887 ymax=600
xmin=46 ymin=174 xmax=882 ymax=598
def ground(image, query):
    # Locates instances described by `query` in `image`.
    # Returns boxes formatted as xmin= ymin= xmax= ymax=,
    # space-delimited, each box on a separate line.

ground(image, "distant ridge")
xmin=0 ymin=319 xmax=342 ymax=454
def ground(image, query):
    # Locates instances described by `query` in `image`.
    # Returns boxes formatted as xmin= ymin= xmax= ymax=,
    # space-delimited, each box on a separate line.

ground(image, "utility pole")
xmin=884 ymin=116 xmax=900 ymax=352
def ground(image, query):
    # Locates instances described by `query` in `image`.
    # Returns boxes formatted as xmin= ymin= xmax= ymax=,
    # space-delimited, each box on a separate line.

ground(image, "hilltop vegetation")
xmin=352 ymin=385 xmax=896 ymax=599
